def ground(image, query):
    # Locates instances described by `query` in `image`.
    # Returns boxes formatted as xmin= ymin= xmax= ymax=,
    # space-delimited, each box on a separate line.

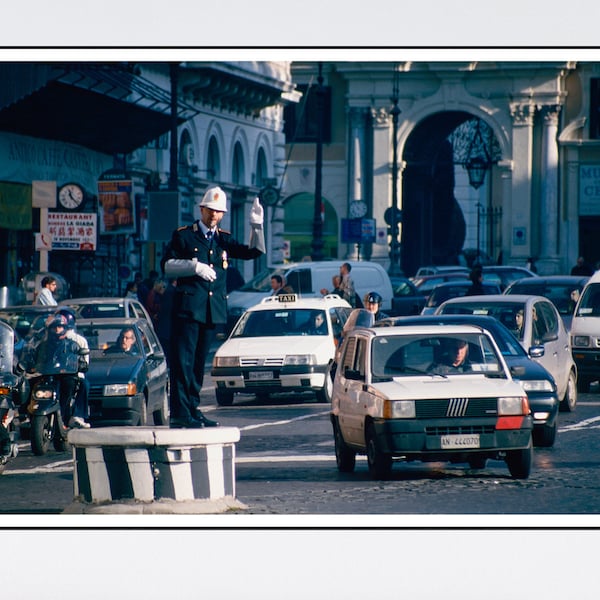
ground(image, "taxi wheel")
xmin=334 ymin=423 xmax=356 ymax=472
xmin=216 ymin=389 xmax=234 ymax=406
xmin=315 ymin=380 xmax=331 ymax=403
xmin=366 ymin=423 xmax=392 ymax=479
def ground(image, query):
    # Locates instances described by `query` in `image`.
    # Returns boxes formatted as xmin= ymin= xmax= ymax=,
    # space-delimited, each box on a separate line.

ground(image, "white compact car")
xmin=331 ymin=323 xmax=534 ymax=479
xmin=212 ymin=294 xmax=352 ymax=405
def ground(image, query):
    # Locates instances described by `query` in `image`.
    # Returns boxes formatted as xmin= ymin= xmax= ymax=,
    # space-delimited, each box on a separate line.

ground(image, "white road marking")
xmin=559 ymin=415 xmax=600 ymax=432
xmin=238 ymin=410 xmax=330 ymax=431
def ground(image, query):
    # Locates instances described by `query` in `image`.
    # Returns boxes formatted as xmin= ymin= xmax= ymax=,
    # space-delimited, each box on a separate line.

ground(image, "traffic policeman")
xmin=164 ymin=186 xmax=265 ymax=428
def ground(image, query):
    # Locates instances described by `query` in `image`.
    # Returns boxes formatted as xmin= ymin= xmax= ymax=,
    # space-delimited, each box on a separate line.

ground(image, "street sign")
xmin=384 ymin=206 xmax=403 ymax=225
xmin=341 ymin=218 xmax=376 ymax=244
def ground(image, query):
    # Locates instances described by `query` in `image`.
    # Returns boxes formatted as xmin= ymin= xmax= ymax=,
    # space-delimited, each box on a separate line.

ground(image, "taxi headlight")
xmin=573 ymin=335 xmax=590 ymax=347
xmin=383 ymin=400 xmax=415 ymax=419
xmin=214 ymin=356 xmax=240 ymax=367
xmin=521 ymin=380 xmax=554 ymax=393
xmin=498 ymin=396 xmax=529 ymax=415
xmin=285 ymin=354 xmax=315 ymax=366
xmin=104 ymin=383 xmax=137 ymax=396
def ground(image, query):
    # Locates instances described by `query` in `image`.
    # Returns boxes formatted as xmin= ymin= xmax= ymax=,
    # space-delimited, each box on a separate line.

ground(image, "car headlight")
xmin=104 ymin=383 xmax=137 ymax=396
xmin=521 ymin=380 xmax=555 ymax=393
xmin=572 ymin=335 xmax=590 ymax=347
xmin=214 ymin=356 xmax=240 ymax=367
xmin=498 ymin=395 xmax=529 ymax=415
xmin=383 ymin=400 xmax=416 ymax=419
xmin=284 ymin=354 xmax=315 ymax=366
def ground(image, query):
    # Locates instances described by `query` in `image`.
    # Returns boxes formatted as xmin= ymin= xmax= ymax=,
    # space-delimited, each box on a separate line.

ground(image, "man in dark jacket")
xmin=164 ymin=186 xmax=265 ymax=428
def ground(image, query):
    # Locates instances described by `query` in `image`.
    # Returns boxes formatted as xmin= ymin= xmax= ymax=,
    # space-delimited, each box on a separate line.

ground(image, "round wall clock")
xmin=58 ymin=183 xmax=85 ymax=210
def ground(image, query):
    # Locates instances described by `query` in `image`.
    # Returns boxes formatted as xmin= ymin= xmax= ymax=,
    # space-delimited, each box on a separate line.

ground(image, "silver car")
xmin=435 ymin=294 xmax=577 ymax=412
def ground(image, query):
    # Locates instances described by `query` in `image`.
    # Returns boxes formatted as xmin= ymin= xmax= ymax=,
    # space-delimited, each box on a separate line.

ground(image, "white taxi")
xmin=212 ymin=294 xmax=352 ymax=405
xmin=331 ymin=323 xmax=534 ymax=479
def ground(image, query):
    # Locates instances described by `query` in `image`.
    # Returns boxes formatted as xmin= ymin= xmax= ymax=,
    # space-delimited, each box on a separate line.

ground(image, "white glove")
xmin=195 ymin=261 xmax=217 ymax=282
xmin=249 ymin=197 xmax=264 ymax=226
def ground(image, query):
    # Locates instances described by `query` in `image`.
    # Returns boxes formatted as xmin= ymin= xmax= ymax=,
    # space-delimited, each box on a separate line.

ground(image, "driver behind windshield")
xmin=428 ymin=338 xmax=471 ymax=374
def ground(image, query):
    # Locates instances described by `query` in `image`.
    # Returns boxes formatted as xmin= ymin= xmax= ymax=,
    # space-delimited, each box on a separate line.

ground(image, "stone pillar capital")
xmin=510 ymin=102 xmax=535 ymax=127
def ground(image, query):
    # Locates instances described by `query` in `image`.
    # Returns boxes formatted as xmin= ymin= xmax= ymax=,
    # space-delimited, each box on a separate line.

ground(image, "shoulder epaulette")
xmin=177 ymin=225 xmax=188 ymax=231
xmin=218 ymin=228 xmax=231 ymax=235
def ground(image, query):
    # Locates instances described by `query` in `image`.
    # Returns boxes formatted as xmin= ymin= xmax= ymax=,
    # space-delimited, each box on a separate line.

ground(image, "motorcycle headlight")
xmin=34 ymin=388 xmax=54 ymax=399
xmin=284 ymin=354 xmax=315 ymax=366
xmin=104 ymin=383 xmax=137 ymax=396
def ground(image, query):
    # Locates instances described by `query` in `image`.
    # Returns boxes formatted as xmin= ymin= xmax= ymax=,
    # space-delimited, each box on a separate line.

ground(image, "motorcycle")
xmin=21 ymin=321 xmax=88 ymax=456
xmin=0 ymin=321 xmax=20 ymax=473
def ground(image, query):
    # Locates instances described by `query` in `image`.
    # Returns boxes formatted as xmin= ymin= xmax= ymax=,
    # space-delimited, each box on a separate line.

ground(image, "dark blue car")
xmin=376 ymin=314 xmax=559 ymax=447
xmin=77 ymin=318 xmax=169 ymax=427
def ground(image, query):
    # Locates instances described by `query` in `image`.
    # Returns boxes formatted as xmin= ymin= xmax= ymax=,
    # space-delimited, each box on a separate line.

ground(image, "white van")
xmin=570 ymin=270 xmax=600 ymax=392
xmin=226 ymin=261 xmax=393 ymax=330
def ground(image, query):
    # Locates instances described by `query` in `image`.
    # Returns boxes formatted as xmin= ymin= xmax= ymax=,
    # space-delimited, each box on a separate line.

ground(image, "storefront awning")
xmin=0 ymin=64 xmax=199 ymax=155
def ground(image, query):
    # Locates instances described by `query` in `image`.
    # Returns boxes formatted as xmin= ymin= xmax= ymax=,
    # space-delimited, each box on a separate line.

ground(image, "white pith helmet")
xmin=199 ymin=186 xmax=228 ymax=213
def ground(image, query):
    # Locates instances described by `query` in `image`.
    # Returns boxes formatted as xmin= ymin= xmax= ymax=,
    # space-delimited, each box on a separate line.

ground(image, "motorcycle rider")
xmin=53 ymin=308 xmax=90 ymax=429
xmin=19 ymin=314 xmax=88 ymax=430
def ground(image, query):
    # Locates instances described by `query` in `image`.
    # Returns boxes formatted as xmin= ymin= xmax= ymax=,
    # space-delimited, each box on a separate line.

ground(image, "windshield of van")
xmin=238 ymin=267 xmax=286 ymax=292
xmin=576 ymin=283 xmax=600 ymax=317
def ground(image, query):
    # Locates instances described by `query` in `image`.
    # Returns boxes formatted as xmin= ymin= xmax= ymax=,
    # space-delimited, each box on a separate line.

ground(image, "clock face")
xmin=349 ymin=200 xmax=367 ymax=219
xmin=58 ymin=184 xmax=84 ymax=210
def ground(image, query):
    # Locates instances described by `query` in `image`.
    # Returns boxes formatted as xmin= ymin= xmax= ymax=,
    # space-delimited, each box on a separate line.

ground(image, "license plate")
xmin=248 ymin=371 xmax=274 ymax=381
xmin=440 ymin=434 xmax=480 ymax=449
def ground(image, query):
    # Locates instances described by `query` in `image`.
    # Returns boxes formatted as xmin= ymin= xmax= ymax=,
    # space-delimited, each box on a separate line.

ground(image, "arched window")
xmin=232 ymin=142 xmax=245 ymax=185
xmin=283 ymin=193 xmax=338 ymax=261
xmin=255 ymin=147 xmax=268 ymax=187
xmin=207 ymin=136 xmax=220 ymax=181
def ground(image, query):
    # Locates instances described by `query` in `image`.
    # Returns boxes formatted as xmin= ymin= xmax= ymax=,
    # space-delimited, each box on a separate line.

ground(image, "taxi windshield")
xmin=232 ymin=309 xmax=328 ymax=337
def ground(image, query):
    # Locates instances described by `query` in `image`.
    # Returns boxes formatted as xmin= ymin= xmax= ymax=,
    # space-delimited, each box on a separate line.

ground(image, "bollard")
xmin=65 ymin=426 xmax=245 ymax=514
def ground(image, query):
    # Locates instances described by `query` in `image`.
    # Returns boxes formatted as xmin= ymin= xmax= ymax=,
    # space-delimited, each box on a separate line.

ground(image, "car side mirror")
xmin=510 ymin=365 xmax=526 ymax=377
xmin=529 ymin=345 xmax=545 ymax=359
xmin=541 ymin=331 xmax=558 ymax=343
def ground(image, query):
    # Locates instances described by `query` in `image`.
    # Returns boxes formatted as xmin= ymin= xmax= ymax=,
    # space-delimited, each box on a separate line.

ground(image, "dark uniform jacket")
xmin=165 ymin=222 xmax=262 ymax=325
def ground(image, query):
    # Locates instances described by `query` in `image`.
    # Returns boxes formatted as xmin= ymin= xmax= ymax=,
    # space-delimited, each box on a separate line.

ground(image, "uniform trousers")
xmin=169 ymin=318 xmax=215 ymax=420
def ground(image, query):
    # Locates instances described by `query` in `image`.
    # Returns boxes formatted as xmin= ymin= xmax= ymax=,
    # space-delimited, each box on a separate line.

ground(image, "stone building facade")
xmin=280 ymin=60 xmax=600 ymax=276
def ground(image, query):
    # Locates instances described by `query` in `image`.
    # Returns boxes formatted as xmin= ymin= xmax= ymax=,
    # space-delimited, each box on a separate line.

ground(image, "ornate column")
xmin=508 ymin=102 xmax=535 ymax=264
xmin=369 ymin=106 xmax=395 ymax=263
xmin=538 ymin=104 xmax=561 ymax=274
xmin=348 ymin=107 xmax=368 ymax=203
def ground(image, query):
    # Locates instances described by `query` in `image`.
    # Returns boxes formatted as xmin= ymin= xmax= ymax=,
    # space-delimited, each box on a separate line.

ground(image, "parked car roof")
xmin=59 ymin=297 xmax=152 ymax=324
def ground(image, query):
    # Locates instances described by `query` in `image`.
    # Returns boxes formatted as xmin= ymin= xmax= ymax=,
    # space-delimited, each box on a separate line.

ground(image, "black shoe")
xmin=193 ymin=411 xmax=219 ymax=427
xmin=170 ymin=417 xmax=204 ymax=429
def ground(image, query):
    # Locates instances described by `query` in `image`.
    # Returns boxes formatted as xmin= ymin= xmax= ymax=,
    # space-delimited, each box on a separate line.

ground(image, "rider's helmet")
xmin=364 ymin=291 xmax=383 ymax=305
xmin=47 ymin=314 xmax=68 ymax=340
xmin=54 ymin=307 xmax=76 ymax=330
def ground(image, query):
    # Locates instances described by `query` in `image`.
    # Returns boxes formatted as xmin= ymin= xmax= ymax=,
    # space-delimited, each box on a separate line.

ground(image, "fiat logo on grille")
xmin=447 ymin=398 xmax=469 ymax=417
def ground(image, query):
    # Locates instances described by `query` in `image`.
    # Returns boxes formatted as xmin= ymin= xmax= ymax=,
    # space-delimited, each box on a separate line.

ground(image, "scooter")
xmin=21 ymin=330 xmax=87 ymax=456
xmin=0 ymin=321 xmax=20 ymax=473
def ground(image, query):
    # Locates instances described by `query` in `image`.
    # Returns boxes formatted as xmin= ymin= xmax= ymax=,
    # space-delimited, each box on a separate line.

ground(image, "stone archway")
xmin=401 ymin=111 xmax=500 ymax=276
